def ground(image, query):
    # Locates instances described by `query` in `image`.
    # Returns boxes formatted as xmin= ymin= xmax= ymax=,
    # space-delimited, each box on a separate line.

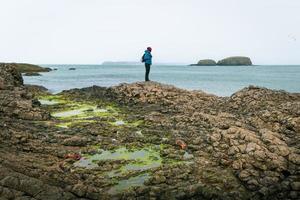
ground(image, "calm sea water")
xmin=23 ymin=64 xmax=300 ymax=96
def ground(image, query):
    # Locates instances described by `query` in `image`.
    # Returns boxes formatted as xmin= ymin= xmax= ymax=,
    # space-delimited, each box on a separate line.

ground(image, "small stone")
xmin=72 ymin=183 xmax=86 ymax=197
xmin=228 ymin=146 xmax=239 ymax=155
xmin=210 ymin=133 xmax=221 ymax=142
xmin=253 ymin=150 xmax=266 ymax=161
xmin=277 ymin=145 xmax=290 ymax=157
xmin=192 ymin=137 xmax=202 ymax=145
xmin=248 ymin=179 xmax=259 ymax=186
xmin=259 ymin=186 xmax=269 ymax=196
xmin=245 ymin=143 xmax=256 ymax=153
xmin=260 ymin=176 xmax=279 ymax=186
xmin=153 ymin=175 xmax=166 ymax=184
xmin=291 ymin=182 xmax=300 ymax=191
xmin=239 ymin=170 xmax=251 ymax=181
xmin=290 ymin=191 xmax=299 ymax=199
xmin=232 ymin=160 xmax=242 ymax=170
xmin=220 ymin=158 xmax=230 ymax=166
xmin=238 ymin=144 xmax=246 ymax=153
xmin=289 ymin=154 xmax=300 ymax=165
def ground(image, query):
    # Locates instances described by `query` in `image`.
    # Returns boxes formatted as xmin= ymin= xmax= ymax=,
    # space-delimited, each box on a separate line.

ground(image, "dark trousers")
xmin=145 ymin=63 xmax=151 ymax=81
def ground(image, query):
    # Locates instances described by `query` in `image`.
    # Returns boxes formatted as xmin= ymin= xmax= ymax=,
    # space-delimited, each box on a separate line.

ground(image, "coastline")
xmin=1 ymin=63 xmax=300 ymax=199
xmin=22 ymin=64 xmax=300 ymax=96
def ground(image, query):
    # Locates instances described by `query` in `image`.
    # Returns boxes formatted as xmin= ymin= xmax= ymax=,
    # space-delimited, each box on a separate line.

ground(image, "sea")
xmin=23 ymin=64 xmax=300 ymax=97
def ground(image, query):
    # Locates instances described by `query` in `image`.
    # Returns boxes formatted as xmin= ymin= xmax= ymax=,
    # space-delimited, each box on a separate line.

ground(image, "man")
xmin=142 ymin=47 xmax=152 ymax=81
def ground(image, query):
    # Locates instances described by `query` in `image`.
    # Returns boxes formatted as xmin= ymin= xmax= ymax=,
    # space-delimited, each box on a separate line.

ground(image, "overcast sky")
xmin=0 ymin=0 xmax=299 ymax=64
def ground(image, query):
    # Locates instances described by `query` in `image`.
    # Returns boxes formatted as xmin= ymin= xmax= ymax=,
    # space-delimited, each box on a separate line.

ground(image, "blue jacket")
xmin=143 ymin=50 xmax=152 ymax=65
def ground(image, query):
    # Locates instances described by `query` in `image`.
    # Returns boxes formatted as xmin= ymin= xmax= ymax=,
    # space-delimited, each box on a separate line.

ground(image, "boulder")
xmin=217 ymin=56 xmax=252 ymax=66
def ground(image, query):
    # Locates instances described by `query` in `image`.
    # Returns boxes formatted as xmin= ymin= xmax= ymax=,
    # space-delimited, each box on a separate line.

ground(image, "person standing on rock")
xmin=141 ymin=47 xmax=152 ymax=81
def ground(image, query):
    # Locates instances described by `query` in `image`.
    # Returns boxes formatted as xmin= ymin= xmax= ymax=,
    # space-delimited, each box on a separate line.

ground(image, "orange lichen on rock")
xmin=176 ymin=139 xmax=187 ymax=150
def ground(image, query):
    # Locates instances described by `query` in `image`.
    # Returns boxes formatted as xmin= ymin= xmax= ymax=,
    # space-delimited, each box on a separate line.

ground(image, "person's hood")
xmin=145 ymin=50 xmax=151 ymax=53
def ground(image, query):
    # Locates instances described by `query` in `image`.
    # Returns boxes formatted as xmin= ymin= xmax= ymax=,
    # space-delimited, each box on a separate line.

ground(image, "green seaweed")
xmin=74 ymin=146 xmax=162 ymax=174
xmin=39 ymin=94 xmax=122 ymax=129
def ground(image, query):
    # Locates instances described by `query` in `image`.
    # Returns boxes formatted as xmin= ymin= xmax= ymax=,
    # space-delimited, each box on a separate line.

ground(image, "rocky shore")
xmin=0 ymin=63 xmax=299 ymax=199
xmin=1 ymin=63 xmax=52 ymax=73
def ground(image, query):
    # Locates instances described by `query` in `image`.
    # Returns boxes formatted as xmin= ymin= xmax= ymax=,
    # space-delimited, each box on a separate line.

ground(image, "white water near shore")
xmin=23 ymin=64 xmax=300 ymax=96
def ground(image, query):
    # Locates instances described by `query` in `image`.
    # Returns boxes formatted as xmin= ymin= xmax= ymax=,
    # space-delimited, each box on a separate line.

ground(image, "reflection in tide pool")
xmin=38 ymin=99 xmax=60 ymax=105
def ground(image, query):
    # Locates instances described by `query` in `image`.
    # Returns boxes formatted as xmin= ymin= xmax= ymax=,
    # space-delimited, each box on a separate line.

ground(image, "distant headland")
xmin=1 ymin=63 xmax=52 ymax=73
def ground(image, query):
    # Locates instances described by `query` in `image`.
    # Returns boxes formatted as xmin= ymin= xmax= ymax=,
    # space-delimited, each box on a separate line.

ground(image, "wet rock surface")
xmin=0 ymin=66 xmax=299 ymax=199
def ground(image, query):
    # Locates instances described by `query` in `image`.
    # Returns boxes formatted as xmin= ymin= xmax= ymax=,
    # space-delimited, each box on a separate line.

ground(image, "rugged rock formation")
xmin=65 ymin=82 xmax=300 ymax=199
xmin=217 ymin=57 xmax=252 ymax=66
xmin=0 ymin=63 xmax=50 ymax=120
xmin=0 ymin=66 xmax=299 ymax=199
xmin=0 ymin=63 xmax=23 ymax=88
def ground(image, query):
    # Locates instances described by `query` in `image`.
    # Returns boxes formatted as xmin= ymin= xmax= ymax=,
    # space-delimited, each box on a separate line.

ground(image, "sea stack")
xmin=217 ymin=56 xmax=252 ymax=66
xmin=194 ymin=59 xmax=217 ymax=66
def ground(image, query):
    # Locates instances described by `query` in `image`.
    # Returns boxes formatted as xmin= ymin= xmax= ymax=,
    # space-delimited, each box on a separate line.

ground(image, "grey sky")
xmin=0 ymin=0 xmax=299 ymax=64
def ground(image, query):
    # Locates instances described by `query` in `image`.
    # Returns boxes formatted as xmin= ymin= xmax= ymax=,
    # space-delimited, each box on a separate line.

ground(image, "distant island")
xmin=190 ymin=59 xmax=217 ymax=66
xmin=190 ymin=56 xmax=253 ymax=66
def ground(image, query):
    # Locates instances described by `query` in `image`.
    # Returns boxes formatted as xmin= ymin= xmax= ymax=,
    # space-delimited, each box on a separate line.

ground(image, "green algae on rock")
xmin=73 ymin=144 xmax=194 ymax=195
xmin=74 ymin=146 xmax=162 ymax=172
xmin=38 ymin=95 xmax=67 ymax=105
xmin=38 ymin=94 xmax=120 ymax=128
